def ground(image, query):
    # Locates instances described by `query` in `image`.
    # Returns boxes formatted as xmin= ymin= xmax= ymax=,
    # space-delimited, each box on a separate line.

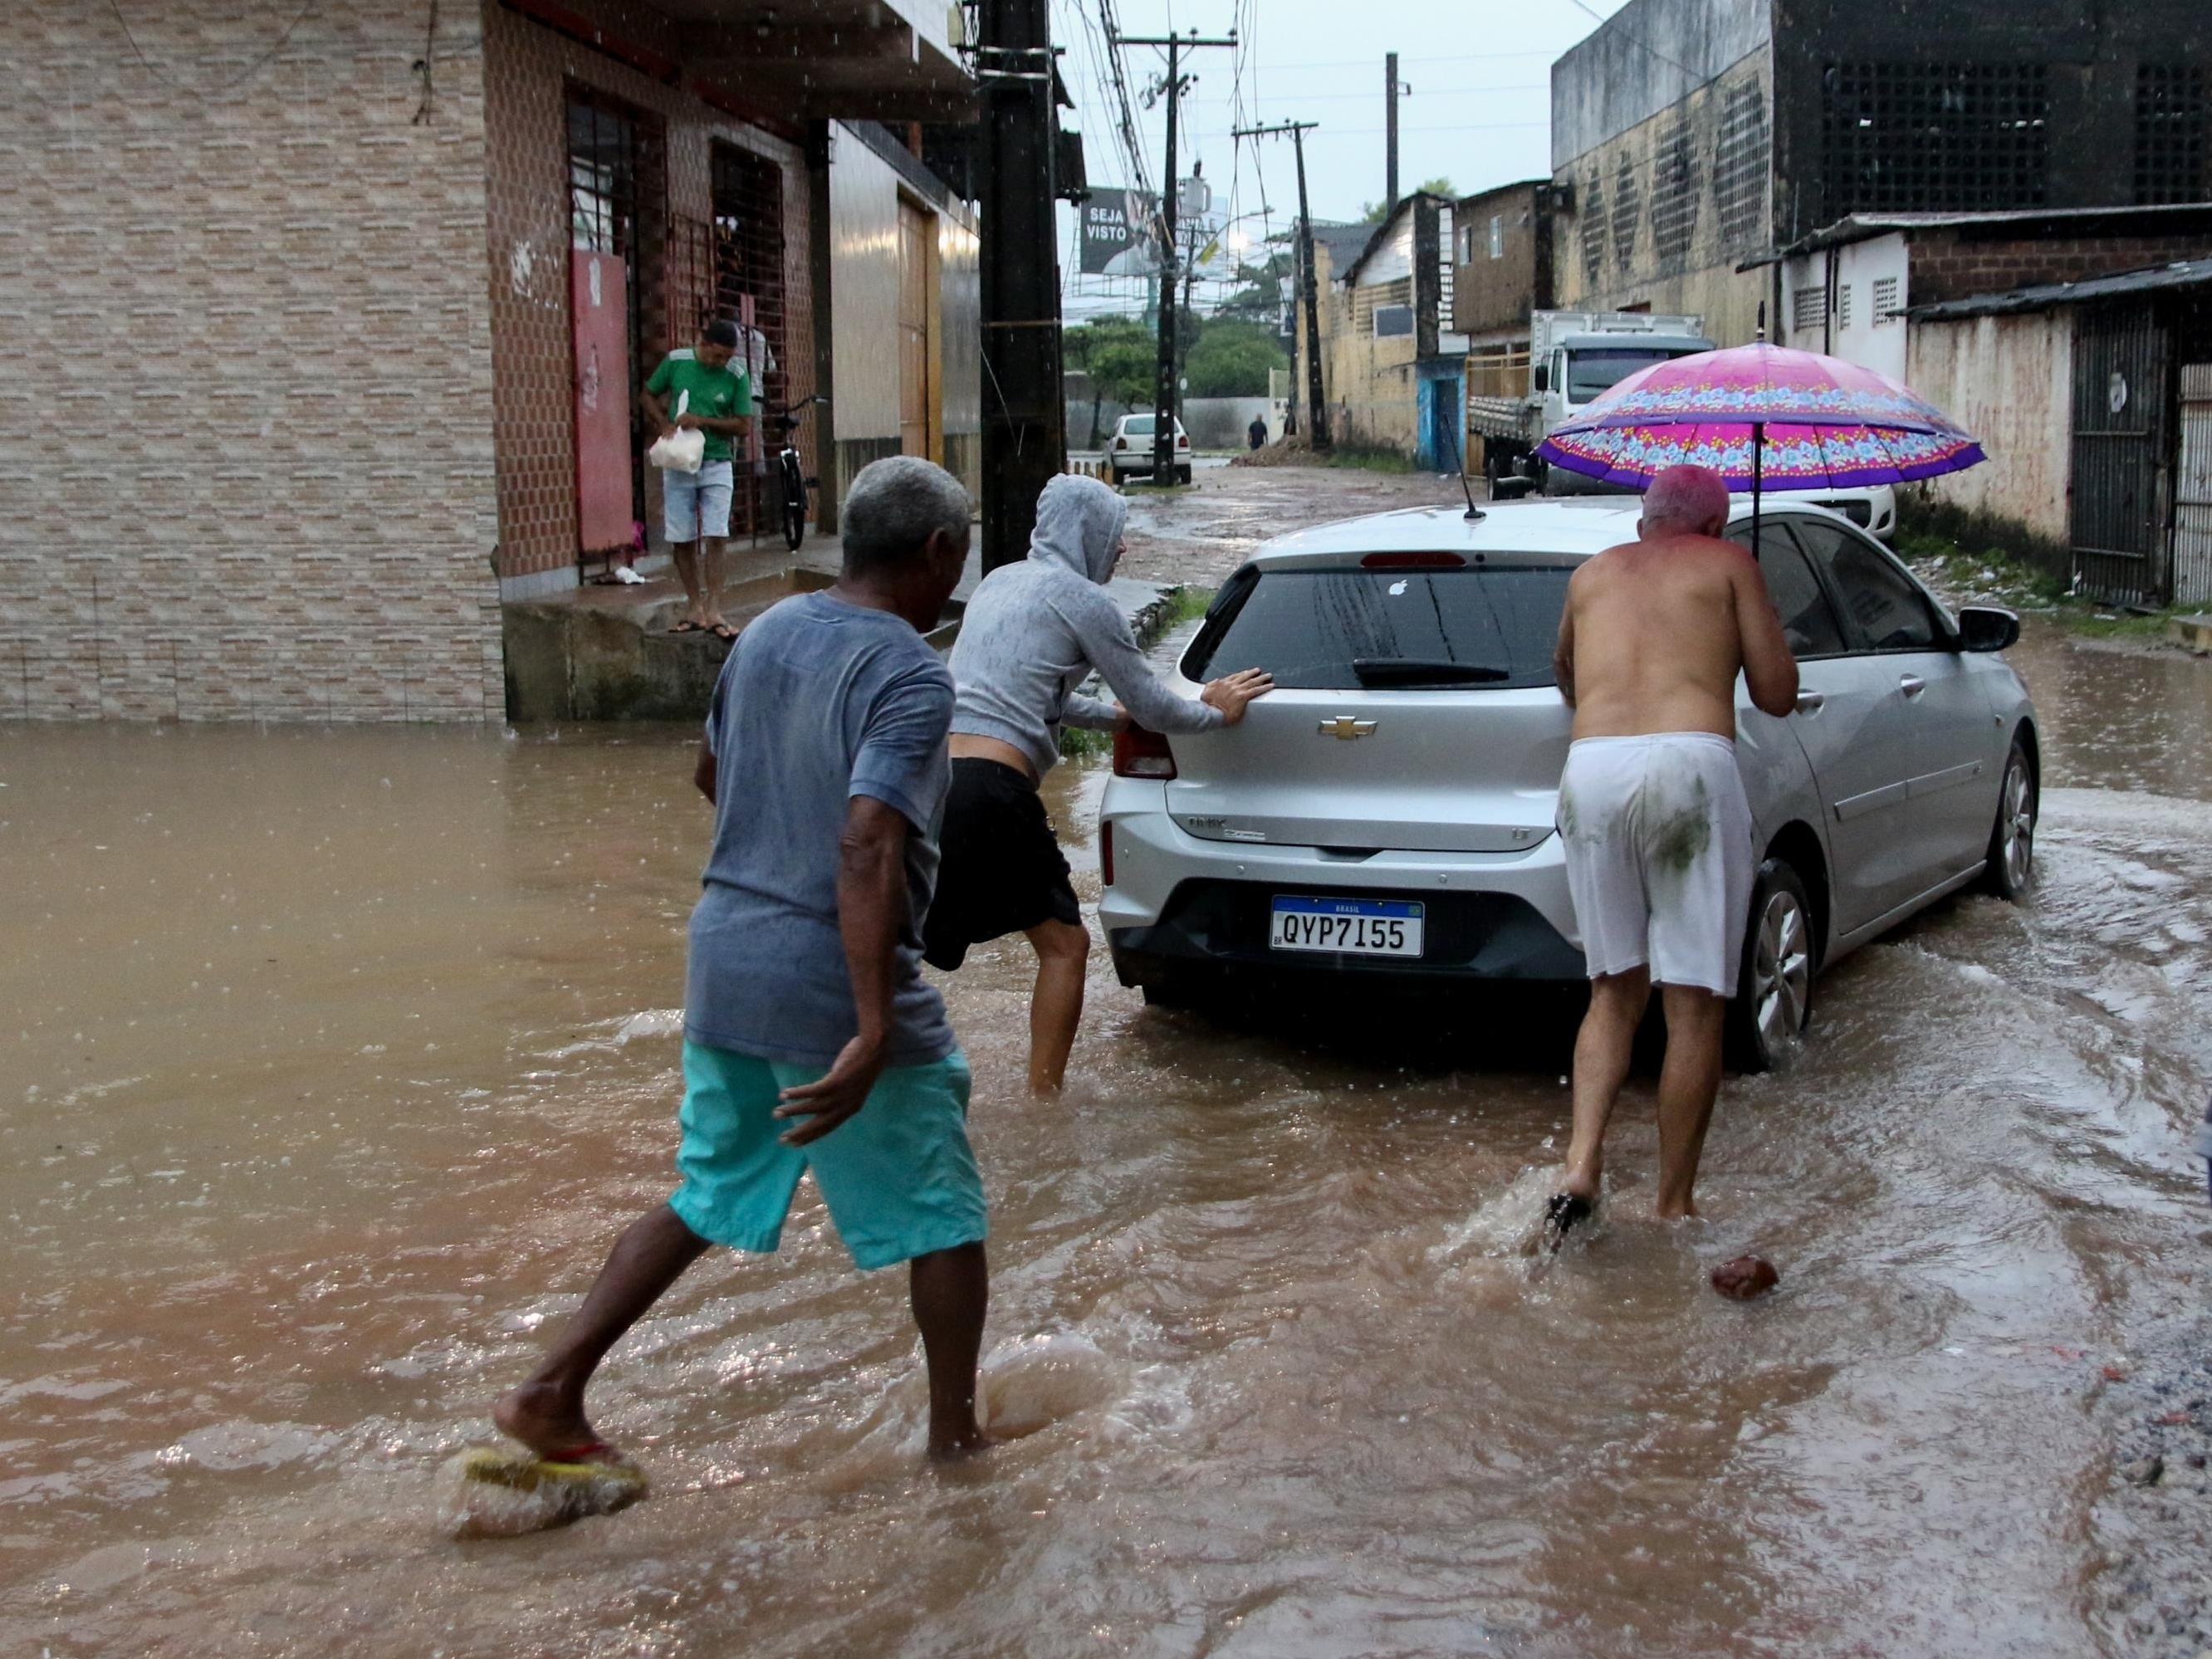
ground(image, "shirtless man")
xmin=1544 ymin=464 xmax=1798 ymax=1243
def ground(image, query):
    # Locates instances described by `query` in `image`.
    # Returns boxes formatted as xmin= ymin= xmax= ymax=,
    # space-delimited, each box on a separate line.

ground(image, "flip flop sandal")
xmin=1542 ymin=1192 xmax=1593 ymax=1253
xmin=668 ymin=619 xmax=705 ymax=635
xmin=708 ymin=623 xmax=738 ymax=642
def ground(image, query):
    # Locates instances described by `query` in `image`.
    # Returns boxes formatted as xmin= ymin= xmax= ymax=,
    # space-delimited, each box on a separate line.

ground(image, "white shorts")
xmin=1557 ymin=732 xmax=1754 ymax=996
xmin=663 ymin=459 xmax=734 ymax=542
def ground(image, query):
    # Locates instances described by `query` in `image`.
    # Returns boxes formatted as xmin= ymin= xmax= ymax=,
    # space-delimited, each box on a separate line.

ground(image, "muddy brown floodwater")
xmin=3 ymin=614 xmax=2211 ymax=1657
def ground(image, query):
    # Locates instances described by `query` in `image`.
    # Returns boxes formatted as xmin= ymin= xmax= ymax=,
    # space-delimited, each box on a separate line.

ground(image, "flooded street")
xmin=5 ymin=590 xmax=2212 ymax=1655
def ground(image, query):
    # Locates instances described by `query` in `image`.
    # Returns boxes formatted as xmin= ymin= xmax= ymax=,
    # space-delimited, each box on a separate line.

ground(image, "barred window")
xmin=1650 ymin=115 xmax=1701 ymax=264
xmin=1580 ymin=169 xmax=1608 ymax=286
xmin=1821 ymin=62 xmax=2048 ymax=214
xmin=1612 ymin=151 xmax=1642 ymax=274
xmin=1837 ymin=283 xmax=1852 ymax=330
xmin=1792 ymin=284 xmax=1826 ymax=333
xmin=2136 ymin=66 xmax=2209 ymax=206
xmin=1713 ymin=81 xmax=1770 ymax=252
xmin=1872 ymin=275 xmax=1900 ymax=322
xmin=1488 ymin=214 xmax=1505 ymax=259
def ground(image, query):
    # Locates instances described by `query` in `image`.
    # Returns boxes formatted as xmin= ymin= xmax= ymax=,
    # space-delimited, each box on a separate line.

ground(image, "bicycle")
xmin=765 ymin=395 xmax=825 ymax=553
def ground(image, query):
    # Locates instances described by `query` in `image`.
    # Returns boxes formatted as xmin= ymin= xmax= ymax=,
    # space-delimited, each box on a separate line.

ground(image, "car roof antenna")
xmin=1451 ymin=418 xmax=1485 ymax=521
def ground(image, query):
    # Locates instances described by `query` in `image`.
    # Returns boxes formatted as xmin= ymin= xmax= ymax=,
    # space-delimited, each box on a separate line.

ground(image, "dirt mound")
xmin=1231 ymin=436 xmax=1326 ymax=468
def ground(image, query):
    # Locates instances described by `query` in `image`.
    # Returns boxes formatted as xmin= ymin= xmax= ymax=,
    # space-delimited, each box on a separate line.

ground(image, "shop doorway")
xmin=566 ymin=88 xmax=663 ymax=576
xmin=898 ymin=198 xmax=937 ymax=460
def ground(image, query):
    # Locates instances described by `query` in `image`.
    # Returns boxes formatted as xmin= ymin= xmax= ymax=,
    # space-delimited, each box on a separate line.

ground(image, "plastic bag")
xmin=648 ymin=389 xmax=705 ymax=473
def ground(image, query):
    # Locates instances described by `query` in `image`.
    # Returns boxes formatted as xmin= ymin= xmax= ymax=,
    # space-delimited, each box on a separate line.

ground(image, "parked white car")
xmin=1099 ymin=497 xmax=2038 ymax=1069
xmin=1109 ymin=413 xmax=1192 ymax=483
xmin=1762 ymin=482 xmax=1897 ymax=541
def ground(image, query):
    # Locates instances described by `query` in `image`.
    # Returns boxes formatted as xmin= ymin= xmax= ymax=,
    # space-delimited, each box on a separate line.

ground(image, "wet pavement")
xmin=5 ymin=512 xmax=2212 ymax=1653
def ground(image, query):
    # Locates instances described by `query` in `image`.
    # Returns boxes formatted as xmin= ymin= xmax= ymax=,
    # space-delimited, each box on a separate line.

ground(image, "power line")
xmin=105 ymin=0 xmax=321 ymax=96
xmin=1561 ymin=0 xmax=1701 ymax=86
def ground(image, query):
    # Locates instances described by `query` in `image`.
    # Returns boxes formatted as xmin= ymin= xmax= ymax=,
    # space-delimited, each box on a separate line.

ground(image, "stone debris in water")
xmin=1710 ymin=1255 xmax=1780 ymax=1300
xmin=438 ymin=1447 xmax=649 ymax=1539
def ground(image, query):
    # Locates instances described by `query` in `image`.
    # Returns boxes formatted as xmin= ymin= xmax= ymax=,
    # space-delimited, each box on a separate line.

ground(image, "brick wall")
xmin=1907 ymin=232 xmax=2212 ymax=306
xmin=0 ymin=0 xmax=504 ymax=721
xmin=478 ymin=0 xmax=815 ymax=592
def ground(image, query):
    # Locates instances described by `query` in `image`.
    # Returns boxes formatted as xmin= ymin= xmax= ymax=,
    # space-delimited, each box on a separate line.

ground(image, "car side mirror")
xmin=1955 ymin=605 xmax=2019 ymax=653
xmin=1532 ymin=364 xmax=1550 ymax=394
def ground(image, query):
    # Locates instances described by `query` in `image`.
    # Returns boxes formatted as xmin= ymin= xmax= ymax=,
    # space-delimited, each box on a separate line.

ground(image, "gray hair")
xmin=841 ymin=456 xmax=972 ymax=573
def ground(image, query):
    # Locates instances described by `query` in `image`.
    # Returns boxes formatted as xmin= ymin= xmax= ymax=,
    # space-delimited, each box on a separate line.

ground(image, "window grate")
xmin=1612 ymin=150 xmax=1642 ymax=274
xmin=1650 ymin=114 xmax=1701 ymax=265
xmin=1872 ymin=274 xmax=1900 ymax=322
xmin=1792 ymin=284 xmax=1827 ymax=333
xmin=1837 ymin=283 xmax=1852 ymax=330
xmin=1712 ymin=81 xmax=1769 ymax=252
xmin=2136 ymin=66 xmax=2209 ymax=206
xmin=568 ymin=92 xmax=643 ymax=258
xmin=1821 ymin=61 xmax=2048 ymax=214
xmin=710 ymin=142 xmax=792 ymax=534
xmin=1580 ymin=169 xmax=1608 ymax=287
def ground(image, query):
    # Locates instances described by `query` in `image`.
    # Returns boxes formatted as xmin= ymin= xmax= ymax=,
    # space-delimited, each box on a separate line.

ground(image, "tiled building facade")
xmin=2 ymin=0 xmax=504 ymax=721
xmin=2 ymin=0 xmax=974 ymax=722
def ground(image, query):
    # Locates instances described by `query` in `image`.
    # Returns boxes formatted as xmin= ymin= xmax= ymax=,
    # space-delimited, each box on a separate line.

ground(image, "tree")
xmin=1356 ymin=177 xmax=1455 ymax=220
xmin=1183 ymin=318 xmax=1288 ymax=399
xmin=1063 ymin=316 xmax=1155 ymax=447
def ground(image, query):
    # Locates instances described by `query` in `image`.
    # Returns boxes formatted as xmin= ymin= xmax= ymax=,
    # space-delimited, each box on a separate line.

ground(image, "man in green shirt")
xmin=642 ymin=319 xmax=755 ymax=639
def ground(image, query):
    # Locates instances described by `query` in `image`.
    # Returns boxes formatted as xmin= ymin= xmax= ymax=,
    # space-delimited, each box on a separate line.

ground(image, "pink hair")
xmin=1641 ymin=464 xmax=1730 ymax=534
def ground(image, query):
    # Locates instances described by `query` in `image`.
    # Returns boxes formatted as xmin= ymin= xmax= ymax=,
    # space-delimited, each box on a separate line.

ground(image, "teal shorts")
xmin=667 ymin=1040 xmax=986 ymax=1271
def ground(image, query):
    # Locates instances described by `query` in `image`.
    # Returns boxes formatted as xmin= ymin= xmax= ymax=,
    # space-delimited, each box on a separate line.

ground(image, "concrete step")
xmin=2167 ymin=614 xmax=2212 ymax=655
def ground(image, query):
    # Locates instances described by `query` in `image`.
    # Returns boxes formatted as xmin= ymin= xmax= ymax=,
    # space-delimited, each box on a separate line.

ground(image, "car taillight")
xmin=1114 ymin=436 xmax=1127 ymax=450
xmin=1100 ymin=820 xmax=1115 ymax=886
xmin=1113 ymin=726 xmax=1176 ymax=779
xmin=1177 ymin=433 xmax=1189 ymax=448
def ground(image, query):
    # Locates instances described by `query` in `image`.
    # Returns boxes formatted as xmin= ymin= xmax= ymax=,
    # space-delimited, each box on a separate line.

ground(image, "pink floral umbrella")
xmin=1534 ymin=339 xmax=1984 ymax=539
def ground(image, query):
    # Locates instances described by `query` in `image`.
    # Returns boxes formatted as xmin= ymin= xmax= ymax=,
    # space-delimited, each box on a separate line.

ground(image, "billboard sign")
xmin=1080 ymin=188 xmax=1160 ymax=276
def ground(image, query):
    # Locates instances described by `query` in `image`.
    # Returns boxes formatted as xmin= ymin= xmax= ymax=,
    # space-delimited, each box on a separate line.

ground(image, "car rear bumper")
xmin=1099 ymin=797 xmax=1587 ymax=986
xmin=1108 ymin=879 xmax=1586 ymax=986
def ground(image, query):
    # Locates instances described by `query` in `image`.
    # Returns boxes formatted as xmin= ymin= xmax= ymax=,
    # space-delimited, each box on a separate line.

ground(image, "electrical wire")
xmin=1559 ymin=0 xmax=1702 ymax=86
xmin=105 ymin=0 xmax=320 ymax=96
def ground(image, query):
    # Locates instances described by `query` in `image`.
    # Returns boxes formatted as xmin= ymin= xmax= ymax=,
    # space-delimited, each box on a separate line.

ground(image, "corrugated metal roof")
xmin=1741 ymin=202 xmax=2212 ymax=267
xmin=1906 ymin=258 xmax=2212 ymax=321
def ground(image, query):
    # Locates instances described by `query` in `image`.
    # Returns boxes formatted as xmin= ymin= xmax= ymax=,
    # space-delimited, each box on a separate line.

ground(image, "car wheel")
xmin=1725 ymin=856 xmax=1815 ymax=1074
xmin=1980 ymin=736 xmax=2037 ymax=899
xmin=1177 ymin=464 xmax=1192 ymax=484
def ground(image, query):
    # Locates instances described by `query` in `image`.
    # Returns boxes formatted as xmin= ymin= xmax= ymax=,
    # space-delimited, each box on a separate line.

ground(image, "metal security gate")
xmin=2176 ymin=363 xmax=2212 ymax=608
xmin=2069 ymin=304 xmax=2172 ymax=605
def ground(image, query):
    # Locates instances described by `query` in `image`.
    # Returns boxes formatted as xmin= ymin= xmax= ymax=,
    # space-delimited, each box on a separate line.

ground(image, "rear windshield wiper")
xmin=1351 ymin=658 xmax=1510 ymax=686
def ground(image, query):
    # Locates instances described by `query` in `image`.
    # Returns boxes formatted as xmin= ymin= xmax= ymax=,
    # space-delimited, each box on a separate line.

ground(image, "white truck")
xmin=1466 ymin=310 xmax=1714 ymax=496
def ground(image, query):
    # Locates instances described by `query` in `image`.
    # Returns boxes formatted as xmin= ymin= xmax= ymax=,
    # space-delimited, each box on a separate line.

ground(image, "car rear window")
xmin=1183 ymin=565 xmax=1573 ymax=690
xmin=1123 ymin=415 xmax=1155 ymax=435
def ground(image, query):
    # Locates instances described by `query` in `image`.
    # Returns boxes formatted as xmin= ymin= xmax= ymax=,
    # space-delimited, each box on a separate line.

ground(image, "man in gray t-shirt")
xmin=491 ymin=458 xmax=995 ymax=1468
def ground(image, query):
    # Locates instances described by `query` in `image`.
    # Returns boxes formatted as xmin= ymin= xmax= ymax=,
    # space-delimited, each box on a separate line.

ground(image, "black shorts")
xmin=922 ymin=758 xmax=1082 ymax=971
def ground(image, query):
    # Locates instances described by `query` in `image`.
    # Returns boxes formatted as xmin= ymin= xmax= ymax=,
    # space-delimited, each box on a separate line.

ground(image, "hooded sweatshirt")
xmin=949 ymin=472 xmax=1225 ymax=778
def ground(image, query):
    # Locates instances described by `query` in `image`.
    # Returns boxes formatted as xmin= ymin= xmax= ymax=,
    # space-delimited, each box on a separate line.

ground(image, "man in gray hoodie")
xmin=927 ymin=473 xmax=1271 ymax=1094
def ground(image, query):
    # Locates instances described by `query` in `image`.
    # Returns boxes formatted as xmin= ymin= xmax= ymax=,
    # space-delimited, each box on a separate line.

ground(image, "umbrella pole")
xmin=1751 ymin=419 xmax=1764 ymax=551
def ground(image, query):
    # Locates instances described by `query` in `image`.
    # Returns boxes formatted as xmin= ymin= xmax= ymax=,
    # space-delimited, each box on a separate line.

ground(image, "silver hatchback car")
xmin=1099 ymin=497 xmax=2039 ymax=1069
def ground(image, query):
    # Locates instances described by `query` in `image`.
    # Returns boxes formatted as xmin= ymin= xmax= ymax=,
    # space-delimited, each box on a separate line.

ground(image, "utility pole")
xmin=1234 ymin=118 xmax=1329 ymax=450
xmin=976 ymin=0 xmax=1064 ymax=570
xmin=1385 ymin=52 xmax=1400 ymax=216
xmin=1114 ymin=26 xmax=1236 ymax=484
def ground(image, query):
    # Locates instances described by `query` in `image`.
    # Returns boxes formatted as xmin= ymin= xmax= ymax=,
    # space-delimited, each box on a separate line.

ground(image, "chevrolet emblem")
xmin=1319 ymin=716 xmax=1378 ymax=740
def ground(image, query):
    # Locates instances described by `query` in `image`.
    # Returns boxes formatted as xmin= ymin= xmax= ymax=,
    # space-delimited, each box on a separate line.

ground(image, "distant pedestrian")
xmin=493 ymin=457 xmax=994 ymax=1463
xmin=1247 ymin=415 xmax=1268 ymax=450
xmin=927 ymin=473 xmax=1271 ymax=1095
xmin=642 ymin=319 xmax=755 ymax=641
xmin=1544 ymin=465 xmax=1798 ymax=1244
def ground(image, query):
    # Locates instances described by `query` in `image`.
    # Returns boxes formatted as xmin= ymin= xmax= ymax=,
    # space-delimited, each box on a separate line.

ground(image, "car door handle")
xmin=1897 ymin=674 xmax=1926 ymax=697
xmin=1794 ymin=690 xmax=1826 ymax=714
